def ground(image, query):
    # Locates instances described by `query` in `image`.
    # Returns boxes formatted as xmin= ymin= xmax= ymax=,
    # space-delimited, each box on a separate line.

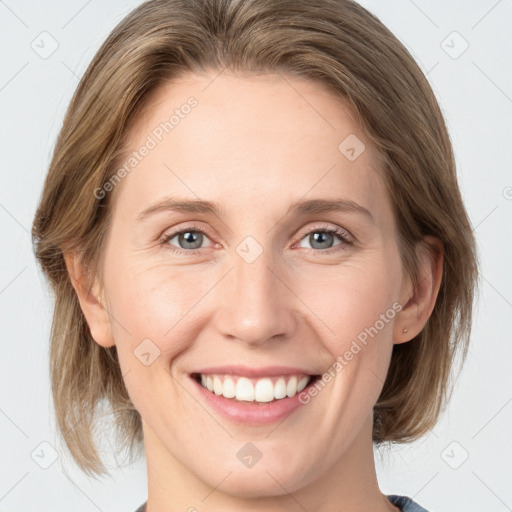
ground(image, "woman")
xmin=31 ymin=1 xmax=478 ymax=511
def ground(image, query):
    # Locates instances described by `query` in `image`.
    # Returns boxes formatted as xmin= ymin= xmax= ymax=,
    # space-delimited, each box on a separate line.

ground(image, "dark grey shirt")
xmin=134 ymin=494 xmax=429 ymax=511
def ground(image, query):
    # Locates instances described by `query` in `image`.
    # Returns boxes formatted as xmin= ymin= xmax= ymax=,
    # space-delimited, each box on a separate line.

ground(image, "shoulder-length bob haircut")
xmin=32 ymin=0 xmax=479 ymax=476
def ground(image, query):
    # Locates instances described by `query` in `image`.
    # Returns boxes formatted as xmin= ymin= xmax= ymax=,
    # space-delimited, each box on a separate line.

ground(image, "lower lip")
xmin=190 ymin=375 xmax=317 ymax=425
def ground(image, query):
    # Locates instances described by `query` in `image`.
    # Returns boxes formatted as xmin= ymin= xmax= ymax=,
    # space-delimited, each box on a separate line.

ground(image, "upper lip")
xmin=191 ymin=365 xmax=318 ymax=378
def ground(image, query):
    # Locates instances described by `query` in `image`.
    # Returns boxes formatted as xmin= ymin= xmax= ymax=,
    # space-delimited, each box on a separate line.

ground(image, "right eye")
xmin=160 ymin=225 xmax=214 ymax=253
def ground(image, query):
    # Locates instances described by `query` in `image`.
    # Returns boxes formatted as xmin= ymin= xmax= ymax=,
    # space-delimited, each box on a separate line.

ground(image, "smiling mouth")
xmin=191 ymin=372 xmax=321 ymax=403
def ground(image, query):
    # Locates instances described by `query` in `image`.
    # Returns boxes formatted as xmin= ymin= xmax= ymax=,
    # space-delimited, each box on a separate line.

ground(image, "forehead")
xmin=112 ymin=72 xmax=392 ymax=227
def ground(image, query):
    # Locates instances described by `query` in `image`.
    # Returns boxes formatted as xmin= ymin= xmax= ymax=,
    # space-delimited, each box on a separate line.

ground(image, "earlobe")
xmin=393 ymin=236 xmax=444 ymax=344
xmin=63 ymin=251 xmax=115 ymax=348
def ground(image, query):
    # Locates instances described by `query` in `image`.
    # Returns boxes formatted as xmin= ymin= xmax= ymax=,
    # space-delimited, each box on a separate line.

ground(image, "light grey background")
xmin=1 ymin=1 xmax=511 ymax=511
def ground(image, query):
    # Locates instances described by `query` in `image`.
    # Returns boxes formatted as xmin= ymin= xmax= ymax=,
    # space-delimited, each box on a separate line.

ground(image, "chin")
xmin=197 ymin=459 xmax=313 ymax=499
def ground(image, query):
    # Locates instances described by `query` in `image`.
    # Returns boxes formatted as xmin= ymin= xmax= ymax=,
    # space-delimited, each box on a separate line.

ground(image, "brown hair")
xmin=32 ymin=0 xmax=479 ymax=477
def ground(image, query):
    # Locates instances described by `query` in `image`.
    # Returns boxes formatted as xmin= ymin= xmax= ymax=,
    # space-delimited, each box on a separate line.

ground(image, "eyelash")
xmin=159 ymin=224 xmax=354 ymax=255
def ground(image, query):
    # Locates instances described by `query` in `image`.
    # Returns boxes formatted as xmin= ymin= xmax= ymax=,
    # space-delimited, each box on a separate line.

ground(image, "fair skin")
xmin=66 ymin=72 xmax=442 ymax=512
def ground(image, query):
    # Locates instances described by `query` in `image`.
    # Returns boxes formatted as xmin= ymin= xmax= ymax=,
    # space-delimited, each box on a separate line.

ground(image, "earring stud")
xmin=403 ymin=328 xmax=408 ymax=333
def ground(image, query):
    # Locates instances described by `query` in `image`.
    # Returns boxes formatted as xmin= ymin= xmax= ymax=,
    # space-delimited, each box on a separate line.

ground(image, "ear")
xmin=393 ymin=236 xmax=444 ymax=344
xmin=64 ymin=251 xmax=115 ymax=348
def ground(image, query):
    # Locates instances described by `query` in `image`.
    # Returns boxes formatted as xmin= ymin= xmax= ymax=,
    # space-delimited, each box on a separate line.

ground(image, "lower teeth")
xmin=214 ymin=391 xmax=281 ymax=403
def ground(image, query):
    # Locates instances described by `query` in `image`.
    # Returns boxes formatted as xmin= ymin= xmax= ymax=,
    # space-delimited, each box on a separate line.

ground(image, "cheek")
xmin=103 ymin=256 xmax=216 ymax=361
xmin=295 ymin=257 xmax=399 ymax=352
xmin=105 ymin=261 xmax=192 ymax=352
xmin=101 ymin=260 xmax=197 ymax=415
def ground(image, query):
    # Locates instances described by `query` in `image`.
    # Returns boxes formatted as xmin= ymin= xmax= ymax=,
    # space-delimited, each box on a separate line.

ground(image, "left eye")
xmin=297 ymin=228 xmax=352 ymax=251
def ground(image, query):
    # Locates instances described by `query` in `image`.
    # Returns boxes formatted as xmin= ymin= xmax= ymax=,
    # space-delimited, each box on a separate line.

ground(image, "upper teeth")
xmin=199 ymin=374 xmax=311 ymax=402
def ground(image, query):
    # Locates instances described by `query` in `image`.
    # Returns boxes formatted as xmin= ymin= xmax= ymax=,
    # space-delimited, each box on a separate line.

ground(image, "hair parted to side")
xmin=32 ymin=0 xmax=479 ymax=477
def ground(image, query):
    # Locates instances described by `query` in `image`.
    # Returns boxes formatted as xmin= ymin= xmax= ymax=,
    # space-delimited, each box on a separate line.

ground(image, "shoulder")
xmin=133 ymin=503 xmax=146 ymax=512
xmin=388 ymin=494 xmax=430 ymax=512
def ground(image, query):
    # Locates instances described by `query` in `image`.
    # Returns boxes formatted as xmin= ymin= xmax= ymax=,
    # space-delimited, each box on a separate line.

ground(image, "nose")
xmin=214 ymin=247 xmax=298 ymax=347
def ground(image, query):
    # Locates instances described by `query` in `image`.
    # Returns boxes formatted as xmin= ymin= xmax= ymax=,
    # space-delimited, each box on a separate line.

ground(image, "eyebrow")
xmin=136 ymin=197 xmax=374 ymax=224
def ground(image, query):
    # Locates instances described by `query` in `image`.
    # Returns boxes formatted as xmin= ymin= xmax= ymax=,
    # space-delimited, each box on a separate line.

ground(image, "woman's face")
xmin=95 ymin=72 xmax=411 ymax=496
